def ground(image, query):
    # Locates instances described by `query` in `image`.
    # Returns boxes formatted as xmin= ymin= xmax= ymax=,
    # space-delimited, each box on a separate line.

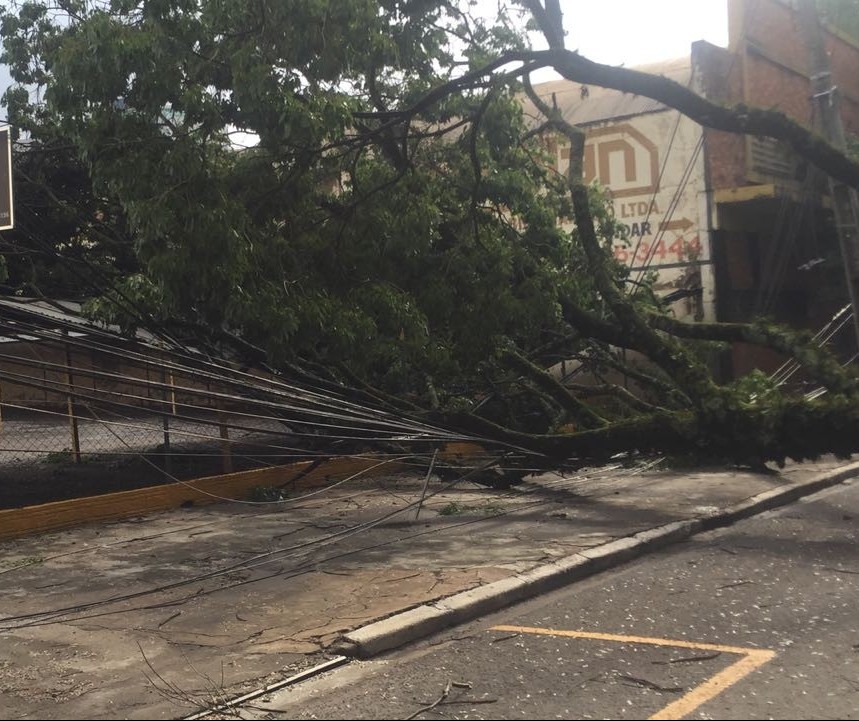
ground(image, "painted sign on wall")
xmin=0 ymin=127 xmax=12 ymax=231
xmin=553 ymin=114 xmax=714 ymax=321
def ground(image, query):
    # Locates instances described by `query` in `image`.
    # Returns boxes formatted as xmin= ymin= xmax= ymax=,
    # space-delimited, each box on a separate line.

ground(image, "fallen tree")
xmin=334 ymin=1 xmax=859 ymax=468
xmin=3 ymin=0 xmax=859 ymax=470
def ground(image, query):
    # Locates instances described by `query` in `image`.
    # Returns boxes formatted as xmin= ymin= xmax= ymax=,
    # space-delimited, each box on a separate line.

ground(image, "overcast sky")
xmin=566 ymin=0 xmax=728 ymax=65
xmin=506 ymin=0 xmax=730 ymax=70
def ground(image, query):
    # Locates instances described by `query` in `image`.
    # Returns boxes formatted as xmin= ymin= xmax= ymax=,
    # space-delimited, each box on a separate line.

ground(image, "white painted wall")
xmin=552 ymin=109 xmax=715 ymax=321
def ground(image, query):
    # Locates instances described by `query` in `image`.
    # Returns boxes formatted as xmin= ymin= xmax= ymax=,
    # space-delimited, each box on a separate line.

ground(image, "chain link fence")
xmin=0 ymin=331 xmax=306 ymax=507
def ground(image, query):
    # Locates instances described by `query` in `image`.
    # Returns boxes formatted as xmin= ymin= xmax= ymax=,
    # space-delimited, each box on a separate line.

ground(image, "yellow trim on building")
xmin=714 ymin=184 xmax=777 ymax=204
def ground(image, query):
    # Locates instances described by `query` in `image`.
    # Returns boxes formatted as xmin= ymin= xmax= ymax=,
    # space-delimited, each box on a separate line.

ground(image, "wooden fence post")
xmin=160 ymin=362 xmax=172 ymax=476
xmin=63 ymin=338 xmax=82 ymax=464
xmin=218 ymin=402 xmax=233 ymax=474
xmin=168 ymin=370 xmax=178 ymax=416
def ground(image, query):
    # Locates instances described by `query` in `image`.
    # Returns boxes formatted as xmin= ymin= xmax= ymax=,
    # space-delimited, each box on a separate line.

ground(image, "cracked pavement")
xmin=0 ymin=458 xmax=853 ymax=719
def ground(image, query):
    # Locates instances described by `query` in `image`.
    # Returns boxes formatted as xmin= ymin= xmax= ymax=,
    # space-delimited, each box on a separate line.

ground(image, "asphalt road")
xmin=251 ymin=479 xmax=859 ymax=720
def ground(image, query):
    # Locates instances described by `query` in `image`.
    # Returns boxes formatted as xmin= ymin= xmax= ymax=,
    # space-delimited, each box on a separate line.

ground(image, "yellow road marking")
xmin=490 ymin=625 xmax=776 ymax=720
xmin=649 ymin=649 xmax=775 ymax=720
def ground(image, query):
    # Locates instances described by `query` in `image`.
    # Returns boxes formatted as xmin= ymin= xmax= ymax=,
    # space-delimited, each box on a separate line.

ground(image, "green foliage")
xmin=1 ymin=0 xmax=630 ymax=405
xmin=83 ymin=274 xmax=161 ymax=335
xmin=44 ymin=448 xmax=73 ymax=464
xmin=0 ymin=555 xmax=44 ymax=571
xmin=437 ymin=499 xmax=504 ymax=516
xmin=724 ymin=369 xmax=784 ymax=406
xmin=7 ymin=0 xmax=854 ymax=467
xmin=248 ymin=485 xmax=286 ymax=502
xmin=1 ymin=132 xmax=139 ymax=300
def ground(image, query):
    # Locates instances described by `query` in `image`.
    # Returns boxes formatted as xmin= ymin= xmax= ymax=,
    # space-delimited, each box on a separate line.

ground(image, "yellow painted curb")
xmin=0 ymin=455 xmax=405 ymax=542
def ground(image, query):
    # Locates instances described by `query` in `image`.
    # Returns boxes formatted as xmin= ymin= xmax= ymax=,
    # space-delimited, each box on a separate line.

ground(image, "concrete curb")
xmin=330 ymin=461 xmax=859 ymax=659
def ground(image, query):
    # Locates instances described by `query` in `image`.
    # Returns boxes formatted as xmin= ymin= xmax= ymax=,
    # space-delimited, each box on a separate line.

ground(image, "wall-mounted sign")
xmin=0 ymin=127 xmax=12 ymax=231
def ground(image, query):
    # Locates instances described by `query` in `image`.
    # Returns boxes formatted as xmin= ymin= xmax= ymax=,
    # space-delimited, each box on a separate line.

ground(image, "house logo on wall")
xmin=560 ymin=123 xmax=660 ymax=198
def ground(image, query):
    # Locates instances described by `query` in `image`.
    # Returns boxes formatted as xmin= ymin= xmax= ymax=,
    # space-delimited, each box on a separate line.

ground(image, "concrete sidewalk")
xmin=1 ymin=456 xmax=857 ymax=720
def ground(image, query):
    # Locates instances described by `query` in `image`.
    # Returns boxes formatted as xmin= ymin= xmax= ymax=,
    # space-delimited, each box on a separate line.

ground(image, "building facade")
xmin=527 ymin=0 xmax=859 ymax=377
xmin=525 ymin=57 xmax=713 ymax=325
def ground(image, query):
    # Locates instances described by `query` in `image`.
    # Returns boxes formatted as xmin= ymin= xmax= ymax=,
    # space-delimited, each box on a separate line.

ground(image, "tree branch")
xmin=501 ymin=347 xmax=607 ymax=428
xmin=356 ymin=45 xmax=859 ymax=189
xmin=520 ymin=1 xmax=565 ymax=50
xmin=647 ymin=313 xmax=859 ymax=396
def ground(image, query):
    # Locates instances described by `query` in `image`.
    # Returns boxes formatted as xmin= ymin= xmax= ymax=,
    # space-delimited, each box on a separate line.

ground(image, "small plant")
xmin=248 ymin=485 xmax=285 ymax=502
xmin=479 ymin=502 xmax=505 ymax=516
xmin=0 ymin=556 xmax=43 ymax=571
xmin=438 ymin=501 xmax=467 ymax=516
xmin=44 ymin=449 xmax=72 ymax=464
xmin=438 ymin=501 xmax=505 ymax=517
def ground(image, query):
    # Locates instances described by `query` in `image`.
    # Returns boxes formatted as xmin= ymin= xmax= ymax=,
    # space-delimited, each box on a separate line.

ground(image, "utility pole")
xmin=798 ymin=0 xmax=859 ymax=350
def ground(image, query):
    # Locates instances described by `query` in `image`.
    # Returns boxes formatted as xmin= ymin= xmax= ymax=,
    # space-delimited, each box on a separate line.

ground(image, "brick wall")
xmin=827 ymin=28 xmax=859 ymax=134
xmin=693 ymin=40 xmax=746 ymax=191
xmin=699 ymin=0 xmax=859 ymax=191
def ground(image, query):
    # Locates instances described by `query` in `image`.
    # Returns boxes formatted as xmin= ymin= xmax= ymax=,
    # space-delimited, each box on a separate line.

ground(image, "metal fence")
xmin=0 ymin=299 xmax=485 ymax=511
xmin=0 ymin=319 xmax=313 ymax=490
xmin=0 ymin=407 xmax=288 ymax=468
